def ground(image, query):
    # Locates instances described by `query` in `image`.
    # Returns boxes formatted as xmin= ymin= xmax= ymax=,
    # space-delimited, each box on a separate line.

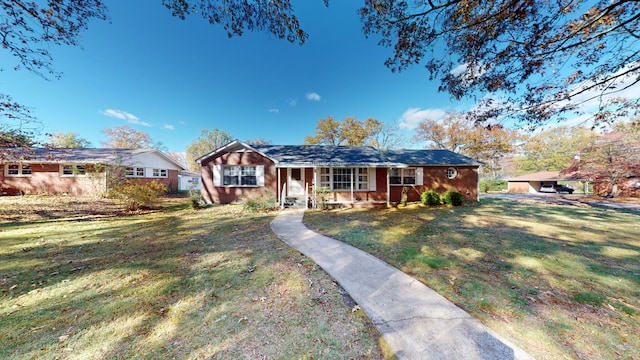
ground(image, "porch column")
xmin=277 ymin=168 xmax=281 ymax=206
xmin=386 ymin=168 xmax=390 ymax=207
xmin=350 ymin=168 xmax=354 ymax=203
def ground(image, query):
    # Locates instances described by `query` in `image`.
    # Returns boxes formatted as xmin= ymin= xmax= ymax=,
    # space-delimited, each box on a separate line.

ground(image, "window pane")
xmin=21 ymin=165 xmax=32 ymax=175
xmin=241 ymin=176 xmax=257 ymax=185
xmin=63 ymin=165 xmax=74 ymax=175
xmin=224 ymin=175 xmax=239 ymax=185
xmin=136 ymin=168 xmax=144 ymax=177
xmin=76 ymin=165 xmax=86 ymax=175
xmin=8 ymin=164 xmax=19 ymax=175
xmin=125 ymin=167 xmax=134 ymax=176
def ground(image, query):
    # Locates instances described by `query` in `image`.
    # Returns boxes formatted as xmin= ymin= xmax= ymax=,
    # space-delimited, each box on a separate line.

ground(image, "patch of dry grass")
xmin=304 ymin=199 xmax=640 ymax=360
xmin=0 ymin=196 xmax=386 ymax=359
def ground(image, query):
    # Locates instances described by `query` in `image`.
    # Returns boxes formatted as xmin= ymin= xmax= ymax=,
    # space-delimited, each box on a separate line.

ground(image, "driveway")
xmin=481 ymin=193 xmax=640 ymax=212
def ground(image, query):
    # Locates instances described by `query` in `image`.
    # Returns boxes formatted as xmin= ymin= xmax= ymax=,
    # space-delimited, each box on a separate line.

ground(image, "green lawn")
xmin=0 ymin=196 xmax=387 ymax=359
xmin=304 ymin=198 xmax=640 ymax=360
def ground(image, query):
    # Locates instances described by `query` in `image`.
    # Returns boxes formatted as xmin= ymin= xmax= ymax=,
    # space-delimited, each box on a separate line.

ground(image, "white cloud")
xmin=268 ymin=108 xmax=279 ymax=114
xmin=163 ymin=124 xmax=175 ymax=130
xmin=102 ymin=109 xmax=151 ymax=127
xmin=288 ymin=98 xmax=298 ymax=106
xmin=306 ymin=92 xmax=321 ymax=102
xmin=398 ymin=107 xmax=447 ymax=130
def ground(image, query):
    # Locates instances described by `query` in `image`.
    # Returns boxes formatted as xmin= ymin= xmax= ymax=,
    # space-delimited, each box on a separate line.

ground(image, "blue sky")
xmin=1 ymin=1 xmax=474 ymax=153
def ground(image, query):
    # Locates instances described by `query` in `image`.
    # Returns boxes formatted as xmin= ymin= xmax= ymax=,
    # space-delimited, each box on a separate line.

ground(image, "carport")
xmin=507 ymin=171 xmax=584 ymax=193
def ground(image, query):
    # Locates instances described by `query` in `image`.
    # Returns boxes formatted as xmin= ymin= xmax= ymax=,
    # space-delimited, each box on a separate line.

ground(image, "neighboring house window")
xmin=390 ymin=168 xmax=416 ymax=185
xmin=5 ymin=164 xmax=31 ymax=176
xmin=318 ymin=168 xmax=369 ymax=191
xmin=125 ymin=167 xmax=145 ymax=177
xmin=61 ymin=164 xmax=87 ymax=176
xmin=152 ymin=168 xmax=168 ymax=178
xmin=446 ymin=167 xmax=458 ymax=179
xmin=222 ymin=165 xmax=258 ymax=186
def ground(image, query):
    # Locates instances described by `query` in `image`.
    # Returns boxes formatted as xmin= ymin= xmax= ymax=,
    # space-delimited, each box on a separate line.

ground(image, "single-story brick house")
xmin=1 ymin=148 xmax=184 ymax=196
xmin=196 ymin=140 xmax=482 ymax=207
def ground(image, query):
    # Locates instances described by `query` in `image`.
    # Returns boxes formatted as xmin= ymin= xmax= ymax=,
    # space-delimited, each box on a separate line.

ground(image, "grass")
xmin=0 ymin=196 xmax=387 ymax=359
xmin=303 ymin=198 xmax=640 ymax=360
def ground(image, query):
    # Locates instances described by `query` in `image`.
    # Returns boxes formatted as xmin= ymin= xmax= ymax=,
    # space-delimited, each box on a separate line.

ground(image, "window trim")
xmin=317 ymin=167 xmax=369 ymax=191
xmin=390 ymin=168 xmax=417 ymax=186
xmin=222 ymin=165 xmax=259 ymax=187
xmin=152 ymin=168 xmax=168 ymax=178
xmin=5 ymin=163 xmax=32 ymax=177
xmin=125 ymin=166 xmax=146 ymax=178
xmin=60 ymin=164 xmax=87 ymax=177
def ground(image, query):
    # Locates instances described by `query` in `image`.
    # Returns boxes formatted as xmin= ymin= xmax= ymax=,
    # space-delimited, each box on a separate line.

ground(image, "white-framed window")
xmin=319 ymin=168 xmax=331 ymax=189
xmin=5 ymin=164 xmax=32 ymax=176
xmin=61 ymin=164 xmax=87 ymax=177
xmin=318 ymin=167 xmax=369 ymax=191
xmin=446 ymin=167 xmax=458 ymax=179
xmin=223 ymin=165 xmax=258 ymax=186
xmin=152 ymin=168 xmax=168 ymax=178
xmin=125 ymin=167 xmax=145 ymax=177
xmin=390 ymin=168 xmax=416 ymax=185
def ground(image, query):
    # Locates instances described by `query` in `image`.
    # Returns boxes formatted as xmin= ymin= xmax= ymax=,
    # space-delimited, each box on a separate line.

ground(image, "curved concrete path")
xmin=271 ymin=209 xmax=534 ymax=360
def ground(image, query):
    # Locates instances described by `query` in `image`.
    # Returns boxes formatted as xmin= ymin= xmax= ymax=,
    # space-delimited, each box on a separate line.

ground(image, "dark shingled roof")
xmin=251 ymin=144 xmax=482 ymax=167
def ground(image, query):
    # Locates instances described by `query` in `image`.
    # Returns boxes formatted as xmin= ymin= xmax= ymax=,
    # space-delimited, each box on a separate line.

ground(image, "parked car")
xmin=540 ymin=184 xmax=574 ymax=194
xmin=554 ymin=184 xmax=575 ymax=194
xmin=539 ymin=184 xmax=556 ymax=193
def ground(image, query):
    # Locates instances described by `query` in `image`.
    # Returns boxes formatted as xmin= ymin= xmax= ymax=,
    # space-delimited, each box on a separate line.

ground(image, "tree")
xmin=369 ymin=121 xmax=407 ymax=150
xmin=185 ymin=128 xmax=234 ymax=170
xmin=564 ymin=120 xmax=640 ymax=196
xmin=47 ymin=132 xmax=92 ymax=148
xmin=101 ymin=126 xmax=158 ymax=149
xmin=516 ymin=126 xmax=597 ymax=174
xmin=413 ymin=111 xmax=522 ymax=177
xmin=360 ymin=1 xmax=640 ymax=127
xmin=305 ymin=116 xmax=382 ymax=146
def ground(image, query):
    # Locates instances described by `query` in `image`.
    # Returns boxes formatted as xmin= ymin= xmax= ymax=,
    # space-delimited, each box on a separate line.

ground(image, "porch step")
xmin=284 ymin=197 xmax=306 ymax=209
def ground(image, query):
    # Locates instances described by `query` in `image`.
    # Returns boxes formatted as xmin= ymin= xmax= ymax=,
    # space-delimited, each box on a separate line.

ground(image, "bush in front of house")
xmin=420 ymin=190 xmax=441 ymax=206
xmin=442 ymin=190 xmax=464 ymax=206
xmin=109 ymin=180 xmax=167 ymax=211
xmin=243 ymin=192 xmax=278 ymax=212
xmin=480 ymin=179 xmax=507 ymax=193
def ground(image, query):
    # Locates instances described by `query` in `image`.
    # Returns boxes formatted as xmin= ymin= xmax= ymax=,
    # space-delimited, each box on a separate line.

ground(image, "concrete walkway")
xmin=270 ymin=209 xmax=534 ymax=360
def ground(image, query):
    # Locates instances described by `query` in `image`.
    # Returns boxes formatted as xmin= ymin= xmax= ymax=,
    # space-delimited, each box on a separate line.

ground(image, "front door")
xmin=288 ymin=168 xmax=305 ymax=196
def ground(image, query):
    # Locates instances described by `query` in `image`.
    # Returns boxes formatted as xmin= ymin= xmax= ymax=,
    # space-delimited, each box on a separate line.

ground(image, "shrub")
xmin=420 ymin=190 xmax=441 ymax=206
xmin=442 ymin=190 xmax=464 ymax=206
xmin=109 ymin=180 xmax=167 ymax=211
xmin=243 ymin=192 xmax=278 ymax=212
xmin=188 ymin=190 xmax=203 ymax=209
xmin=479 ymin=179 xmax=507 ymax=193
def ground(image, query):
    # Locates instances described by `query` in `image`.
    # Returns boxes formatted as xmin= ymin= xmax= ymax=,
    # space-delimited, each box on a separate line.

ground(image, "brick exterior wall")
xmin=1 ymin=164 xmax=180 ymax=197
xmin=1 ymin=164 xmax=106 ymax=196
xmin=200 ymin=151 xmax=278 ymax=204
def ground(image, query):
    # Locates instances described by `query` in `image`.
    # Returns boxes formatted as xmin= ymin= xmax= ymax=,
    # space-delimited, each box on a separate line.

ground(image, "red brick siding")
xmin=200 ymin=151 xmax=277 ymax=204
xmin=387 ymin=166 xmax=478 ymax=202
xmin=1 ymin=164 xmax=106 ymax=196
xmin=1 ymin=165 xmax=179 ymax=196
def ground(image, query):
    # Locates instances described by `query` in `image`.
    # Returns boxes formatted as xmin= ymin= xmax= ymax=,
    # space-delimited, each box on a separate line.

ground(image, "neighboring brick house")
xmin=196 ymin=140 xmax=481 ymax=207
xmin=1 ymin=148 xmax=184 ymax=196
